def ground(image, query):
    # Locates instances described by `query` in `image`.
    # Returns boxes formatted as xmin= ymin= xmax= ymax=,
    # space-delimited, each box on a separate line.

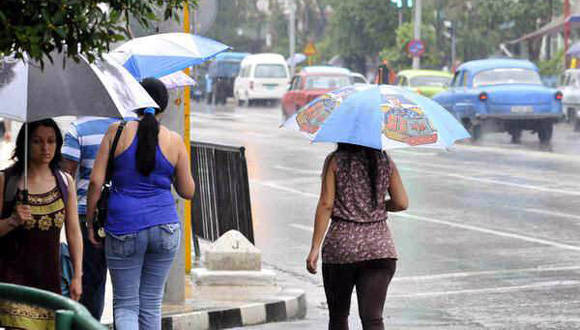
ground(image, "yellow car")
xmin=395 ymin=70 xmax=453 ymax=98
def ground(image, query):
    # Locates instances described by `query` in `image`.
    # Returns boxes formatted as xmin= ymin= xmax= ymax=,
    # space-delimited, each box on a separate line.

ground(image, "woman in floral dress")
xmin=0 ymin=119 xmax=83 ymax=329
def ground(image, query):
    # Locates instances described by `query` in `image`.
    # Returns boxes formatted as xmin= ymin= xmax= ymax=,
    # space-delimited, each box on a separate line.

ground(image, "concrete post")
xmin=163 ymin=88 xmax=186 ymax=303
xmin=412 ymin=0 xmax=422 ymax=69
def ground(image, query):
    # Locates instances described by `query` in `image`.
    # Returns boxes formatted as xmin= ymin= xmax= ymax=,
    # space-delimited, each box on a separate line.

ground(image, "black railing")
xmin=190 ymin=141 xmax=254 ymax=245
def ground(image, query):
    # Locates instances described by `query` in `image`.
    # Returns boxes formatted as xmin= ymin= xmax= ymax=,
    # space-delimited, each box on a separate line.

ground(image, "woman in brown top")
xmin=0 ymin=120 xmax=83 ymax=329
xmin=307 ymin=143 xmax=408 ymax=330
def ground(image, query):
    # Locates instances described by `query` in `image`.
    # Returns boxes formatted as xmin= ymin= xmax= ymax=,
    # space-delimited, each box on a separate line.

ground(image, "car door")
xmin=433 ymin=71 xmax=461 ymax=110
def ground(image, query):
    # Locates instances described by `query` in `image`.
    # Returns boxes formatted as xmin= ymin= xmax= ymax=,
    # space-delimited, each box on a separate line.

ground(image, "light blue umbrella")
xmin=110 ymin=33 xmax=230 ymax=80
xmin=282 ymin=84 xmax=470 ymax=150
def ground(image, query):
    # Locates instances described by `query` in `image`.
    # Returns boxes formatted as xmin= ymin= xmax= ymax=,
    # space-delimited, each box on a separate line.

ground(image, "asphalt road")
xmin=190 ymin=100 xmax=580 ymax=329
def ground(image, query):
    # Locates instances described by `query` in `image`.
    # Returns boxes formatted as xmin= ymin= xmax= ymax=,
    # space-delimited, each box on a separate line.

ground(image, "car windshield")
xmin=473 ymin=68 xmax=542 ymax=87
xmin=351 ymin=76 xmax=367 ymax=84
xmin=216 ymin=61 xmax=241 ymax=77
xmin=305 ymin=75 xmax=351 ymax=89
xmin=410 ymin=76 xmax=451 ymax=87
xmin=254 ymin=64 xmax=288 ymax=78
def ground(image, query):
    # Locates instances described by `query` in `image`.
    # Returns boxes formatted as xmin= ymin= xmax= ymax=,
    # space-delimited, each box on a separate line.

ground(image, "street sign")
xmin=303 ymin=42 xmax=317 ymax=57
xmin=407 ymin=39 xmax=425 ymax=57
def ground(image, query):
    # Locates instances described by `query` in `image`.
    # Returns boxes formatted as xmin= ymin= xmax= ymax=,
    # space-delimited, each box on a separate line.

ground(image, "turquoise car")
xmin=432 ymin=59 xmax=563 ymax=143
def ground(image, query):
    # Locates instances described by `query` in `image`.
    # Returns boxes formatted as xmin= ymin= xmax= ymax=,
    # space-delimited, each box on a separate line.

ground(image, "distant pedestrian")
xmin=306 ymin=142 xmax=408 ymax=330
xmin=0 ymin=119 xmax=83 ymax=328
xmin=86 ymin=77 xmax=195 ymax=330
xmin=61 ymin=114 xmax=135 ymax=320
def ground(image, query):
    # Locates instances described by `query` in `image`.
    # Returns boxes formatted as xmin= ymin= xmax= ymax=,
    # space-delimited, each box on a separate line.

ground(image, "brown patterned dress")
xmin=0 ymin=186 xmax=65 ymax=293
xmin=322 ymin=150 xmax=398 ymax=264
xmin=0 ymin=186 xmax=65 ymax=329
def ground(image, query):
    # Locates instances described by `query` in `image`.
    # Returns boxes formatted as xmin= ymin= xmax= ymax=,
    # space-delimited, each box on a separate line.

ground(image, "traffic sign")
xmin=407 ymin=39 xmax=425 ymax=57
xmin=304 ymin=42 xmax=317 ymax=57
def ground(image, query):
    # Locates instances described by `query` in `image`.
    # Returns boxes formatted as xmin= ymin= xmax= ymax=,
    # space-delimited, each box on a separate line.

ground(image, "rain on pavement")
xmin=190 ymin=100 xmax=580 ymax=329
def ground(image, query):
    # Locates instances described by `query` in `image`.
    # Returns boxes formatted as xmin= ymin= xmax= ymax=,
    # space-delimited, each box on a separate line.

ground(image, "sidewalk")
xmin=102 ymin=239 xmax=306 ymax=329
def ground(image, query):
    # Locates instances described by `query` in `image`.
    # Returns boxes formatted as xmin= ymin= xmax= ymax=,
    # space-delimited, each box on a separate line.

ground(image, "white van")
xmin=234 ymin=53 xmax=290 ymax=106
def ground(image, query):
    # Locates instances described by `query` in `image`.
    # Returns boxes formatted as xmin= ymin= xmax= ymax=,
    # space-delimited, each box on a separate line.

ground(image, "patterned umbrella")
xmin=282 ymin=84 xmax=470 ymax=150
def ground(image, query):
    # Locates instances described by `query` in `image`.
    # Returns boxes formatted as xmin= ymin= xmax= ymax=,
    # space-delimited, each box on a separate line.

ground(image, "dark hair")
xmin=336 ymin=143 xmax=382 ymax=207
xmin=135 ymin=77 xmax=169 ymax=176
xmin=11 ymin=119 xmax=63 ymax=175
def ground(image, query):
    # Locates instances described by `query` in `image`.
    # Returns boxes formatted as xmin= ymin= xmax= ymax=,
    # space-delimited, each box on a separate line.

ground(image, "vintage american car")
xmin=432 ymin=59 xmax=563 ymax=143
xmin=281 ymin=66 xmax=352 ymax=120
xmin=559 ymin=68 xmax=580 ymax=131
xmin=395 ymin=69 xmax=452 ymax=97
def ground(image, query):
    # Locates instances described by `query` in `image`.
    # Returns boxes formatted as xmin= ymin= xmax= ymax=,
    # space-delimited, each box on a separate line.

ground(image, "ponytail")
xmin=137 ymin=77 xmax=169 ymax=176
xmin=136 ymin=108 xmax=159 ymax=176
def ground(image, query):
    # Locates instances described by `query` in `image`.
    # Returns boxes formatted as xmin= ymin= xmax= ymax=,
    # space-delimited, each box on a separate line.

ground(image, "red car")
xmin=281 ymin=66 xmax=355 ymax=120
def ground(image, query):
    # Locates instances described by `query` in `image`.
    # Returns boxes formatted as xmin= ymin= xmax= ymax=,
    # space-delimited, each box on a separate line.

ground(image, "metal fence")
xmin=190 ymin=141 xmax=254 ymax=245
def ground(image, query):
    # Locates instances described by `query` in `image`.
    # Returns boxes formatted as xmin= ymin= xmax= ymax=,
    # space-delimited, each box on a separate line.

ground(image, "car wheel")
xmin=509 ymin=129 xmax=522 ymax=144
xmin=575 ymin=118 xmax=580 ymax=132
xmin=538 ymin=121 xmax=553 ymax=144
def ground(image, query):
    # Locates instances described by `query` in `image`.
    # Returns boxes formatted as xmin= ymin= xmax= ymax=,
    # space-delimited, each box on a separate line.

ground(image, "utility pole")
xmin=412 ymin=0 xmax=422 ymax=69
xmin=288 ymin=0 xmax=296 ymax=76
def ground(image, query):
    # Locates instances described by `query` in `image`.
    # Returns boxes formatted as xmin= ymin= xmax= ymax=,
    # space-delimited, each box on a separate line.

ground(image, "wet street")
xmin=190 ymin=100 xmax=580 ymax=329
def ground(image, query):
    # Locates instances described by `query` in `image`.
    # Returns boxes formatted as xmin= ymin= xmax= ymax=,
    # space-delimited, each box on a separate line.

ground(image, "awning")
xmin=507 ymin=15 xmax=580 ymax=44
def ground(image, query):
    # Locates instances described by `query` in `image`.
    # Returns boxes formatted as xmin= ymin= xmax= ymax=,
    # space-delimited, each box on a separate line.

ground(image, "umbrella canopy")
xmin=282 ymin=84 xmax=470 ymax=150
xmin=110 ymin=33 xmax=230 ymax=81
xmin=0 ymin=52 xmax=158 ymax=122
xmin=159 ymin=71 xmax=197 ymax=90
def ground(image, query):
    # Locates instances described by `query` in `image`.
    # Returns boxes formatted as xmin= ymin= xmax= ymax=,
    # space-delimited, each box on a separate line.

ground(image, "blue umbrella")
xmin=282 ymin=84 xmax=470 ymax=150
xmin=109 ymin=33 xmax=230 ymax=80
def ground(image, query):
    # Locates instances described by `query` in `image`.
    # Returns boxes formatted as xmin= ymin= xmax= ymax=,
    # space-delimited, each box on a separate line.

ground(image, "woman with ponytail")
xmin=306 ymin=143 xmax=408 ymax=330
xmin=86 ymin=77 xmax=195 ymax=330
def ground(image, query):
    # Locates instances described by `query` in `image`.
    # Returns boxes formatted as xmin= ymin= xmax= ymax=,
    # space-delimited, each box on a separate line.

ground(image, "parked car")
xmin=432 ymin=59 xmax=563 ymax=143
xmin=350 ymin=72 xmax=369 ymax=84
xmin=207 ymin=52 xmax=249 ymax=104
xmin=234 ymin=53 xmax=290 ymax=106
xmin=395 ymin=69 xmax=452 ymax=97
xmin=281 ymin=66 xmax=352 ymax=120
xmin=559 ymin=68 xmax=580 ymax=131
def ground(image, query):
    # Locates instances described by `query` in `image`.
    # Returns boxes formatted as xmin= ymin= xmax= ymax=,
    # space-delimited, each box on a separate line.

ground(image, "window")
xmin=409 ymin=76 xmax=452 ymax=88
xmin=451 ymin=71 xmax=464 ymax=87
xmin=304 ymin=76 xmax=351 ymax=89
xmin=472 ymin=68 xmax=542 ymax=87
xmin=291 ymin=76 xmax=302 ymax=90
xmin=254 ymin=64 xmax=288 ymax=78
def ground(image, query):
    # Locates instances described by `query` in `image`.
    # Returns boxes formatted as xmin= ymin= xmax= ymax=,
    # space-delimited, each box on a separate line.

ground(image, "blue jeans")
xmin=79 ymin=216 xmax=107 ymax=320
xmin=105 ymin=223 xmax=181 ymax=330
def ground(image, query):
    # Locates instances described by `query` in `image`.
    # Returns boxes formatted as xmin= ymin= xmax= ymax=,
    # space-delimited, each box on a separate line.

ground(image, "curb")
xmin=162 ymin=289 xmax=306 ymax=330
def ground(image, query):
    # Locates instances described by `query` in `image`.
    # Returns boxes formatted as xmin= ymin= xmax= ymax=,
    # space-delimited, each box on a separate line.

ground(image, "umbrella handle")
xmin=19 ymin=189 xmax=29 ymax=204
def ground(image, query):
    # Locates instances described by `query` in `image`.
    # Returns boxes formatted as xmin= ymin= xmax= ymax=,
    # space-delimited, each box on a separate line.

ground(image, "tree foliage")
xmin=379 ymin=23 xmax=440 ymax=72
xmin=321 ymin=0 xmax=400 ymax=73
xmin=0 ymin=0 xmax=197 ymax=65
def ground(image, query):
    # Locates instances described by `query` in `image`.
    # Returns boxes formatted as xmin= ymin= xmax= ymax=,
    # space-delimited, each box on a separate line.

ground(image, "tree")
xmin=321 ymin=0 xmax=400 ymax=74
xmin=379 ymin=23 xmax=441 ymax=72
xmin=0 ymin=1 xmax=196 ymax=65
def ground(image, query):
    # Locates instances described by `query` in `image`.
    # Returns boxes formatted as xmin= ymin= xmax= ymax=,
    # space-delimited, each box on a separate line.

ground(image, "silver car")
xmin=559 ymin=69 xmax=580 ymax=131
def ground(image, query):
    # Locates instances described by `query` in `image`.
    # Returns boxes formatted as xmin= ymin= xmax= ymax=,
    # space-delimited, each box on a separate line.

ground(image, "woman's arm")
xmin=63 ymin=173 xmax=83 ymax=301
xmin=86 ymin=124 xmax=115 ymax=244
xmin=306 ymin=154 xmax=336 ymax=274
xmin=0 ymin=173 xmax=31 ymax=237
xmin=172 ymin=132 xmax=195 ymax=200
xmin=386 ymin=158 xmax=409 ymax=212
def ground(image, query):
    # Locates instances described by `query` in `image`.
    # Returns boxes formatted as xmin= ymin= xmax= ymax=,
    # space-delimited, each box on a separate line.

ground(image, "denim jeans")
xmin=79 ymin=215 xmax=107 ymax=320
xmin=105 ymin=223 xmax=181 ymax=330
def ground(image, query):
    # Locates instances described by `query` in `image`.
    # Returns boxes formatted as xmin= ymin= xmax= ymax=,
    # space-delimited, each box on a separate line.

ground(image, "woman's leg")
xmin=138 ymin=223 xmax=181 ymax=330
xmin=105 ymin=231 xmax=147 ymax=330
xmin=322 ymin=263 xmax=357 ymax=330
xmin=355 ymin=259 xmax=397 ymax=330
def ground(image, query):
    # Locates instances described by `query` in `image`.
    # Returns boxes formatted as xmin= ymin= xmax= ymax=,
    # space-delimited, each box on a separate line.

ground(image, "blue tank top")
xmin=106 ymin=136 xmax=178 ymax=235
